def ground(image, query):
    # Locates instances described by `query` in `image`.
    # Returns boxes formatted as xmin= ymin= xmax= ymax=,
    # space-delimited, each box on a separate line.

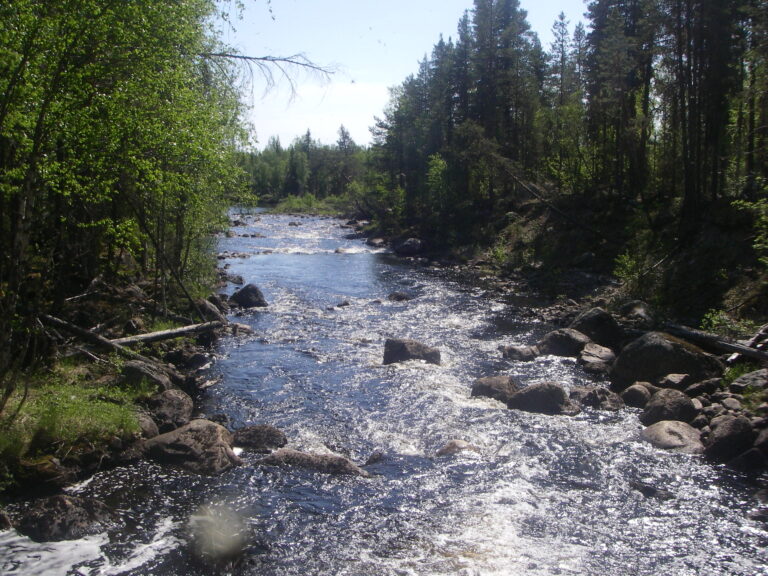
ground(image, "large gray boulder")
xmin=383 ymin=338 xmax=441 ymax=365
xmin=393 ymin=238 xmax=424 ymax=256
xmin=256 ymin=448 xmax=370 ymax=477
xmin=611 ymin=332 xmax=723 ymax=391
xmin=704 ymin=415 xmax=757 ymax=463
xmin=578 ymin=343 xmax=616 ymax=375
xmin=233 ymin=425 xmax=288 ymax=453
xmin=536 ymin=329 xmax=591 ymax=357
xmin=507 ymin=382 xmax=581 ymax=416
xmin=569 ymin=308 xmax=624 ymax=351
xmin=621 ymin=383 xmax=653 ymax=408
xmin=122 ymin=360 xmax=175 ymax=391
xmin=639 ymin=388 xmax=699 ymax=425
xmin=641 ymin=421 xmax=704 ymax=454
xmin=146 ymin=388 xmax=194 ymax=433
xmin=16 ymin=495 xmax=111 ymax=542
xmin=729 ymin=369 xmax=768 ymax=394
xmin=143 ymin=419 xmax=242 ymax=475
xmin=569 ymin=386 xmax=624 ymax=411
xmin=471 ymin=375 xmax=521 ymax=403
xmin=230 ymin=283 xmax=268 ymax=308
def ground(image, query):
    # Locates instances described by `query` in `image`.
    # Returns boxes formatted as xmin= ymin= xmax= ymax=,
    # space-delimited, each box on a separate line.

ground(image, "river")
xmin=1 ymin=213 xmax=766 ymax=575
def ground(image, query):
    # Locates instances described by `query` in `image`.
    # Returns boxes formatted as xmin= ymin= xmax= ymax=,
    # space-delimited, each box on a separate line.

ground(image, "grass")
xmin=0 ymin=357 xmax=154 ymax=467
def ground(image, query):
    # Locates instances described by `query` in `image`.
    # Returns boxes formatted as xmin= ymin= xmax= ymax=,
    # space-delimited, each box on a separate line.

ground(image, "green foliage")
xmin=700 ymin=309 xmax=757 ymax=339
xmin=734 ymin=194 xmax=768 ymax=269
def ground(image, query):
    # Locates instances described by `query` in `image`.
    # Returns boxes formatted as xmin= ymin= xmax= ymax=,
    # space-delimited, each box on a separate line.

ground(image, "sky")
xmin=228 ymin=0 xmax=588 ymax=149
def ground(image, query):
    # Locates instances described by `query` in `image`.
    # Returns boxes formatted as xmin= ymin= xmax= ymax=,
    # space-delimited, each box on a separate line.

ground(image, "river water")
xmin=2 ymin=213 xmax=767 ymax=575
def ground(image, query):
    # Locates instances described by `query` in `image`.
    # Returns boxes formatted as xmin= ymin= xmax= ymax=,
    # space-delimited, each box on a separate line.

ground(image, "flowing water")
xmin=2 ymin=213 xmax=767 ymax=575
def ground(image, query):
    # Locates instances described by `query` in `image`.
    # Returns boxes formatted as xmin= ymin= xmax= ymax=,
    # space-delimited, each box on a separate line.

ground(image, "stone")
xmin=436 ymin=440 xmax=481 ymax=456
xmin=641 ymin=421 xmax=704 ymax=454
xmin=387 ymin=291 xmax=413 ymax=302
xmin=233 ymin=425 xmax=288 ymax=453
xmin=0 ymin=510 xmax=11 ymax=530
xmin=756 ymin=428 xmax=768 ymax=456
xmin=146 ymin=388 xmax=194 ymax=433
xmin=500 ymin=344 xmax=539 ymax=362
xmin=471 ymin=375 xmax=521 ymax=403
xmin=722 ymin=397 xmax=742 ymax=411
xmin=122 ymin=360 xmax=174 ymax=392
xmin=578 ymin=343 xmax=616 ymax=374
xmin=383 ymin=338 xmax=441 ymax=365
xmin=136 ymin=410 xmax=159 ymax=439
xmin=619 ymin=300 xmax=655 ymax=329
xmin=536 ymin=328 xmax=592 ymax=357
xmin=393 ymin=237 xmax=424 ymax=256
xmin=684 ymin=378 xmax=722 ymax=397
xmin=256 ymin=448 xmax=369 ymax=477
xmin=569 ymin=307 xmax=624 ymax=351
xmin=196 ymin=298 xmax=227 ymax=323
xmin=639 ymin=389 xmax=699 ymax=426
xmin=569 ymin=386 xmax=624 ymax=411
xmin=704 ymin=415 xmax=757 ymax=462
xmin=728 ymin=448 xmax=767 ymax=472
xmin=729 ymin=369 xmax=768 ymax=394
xmin=16 ymin=456 xmax=76 ymax=494
xmin=621 ymin=384 xmax=652 ymax=408
xmin=658 ymin=373 xmax=694 ymax=390
xmin=16 ymin=495 xmax=110 ymax=542
xmin=366 ymin=238 xmax=386 ymax=248
xmin=507 ymin=382 xmax=581 ymax=416
xmin=229 ymin=284 xmax=268 ymax=308
xmin=611 ymin=332 xmax=723 ymax=391
xmin=143 ymin=419 xmax=242 ymax=475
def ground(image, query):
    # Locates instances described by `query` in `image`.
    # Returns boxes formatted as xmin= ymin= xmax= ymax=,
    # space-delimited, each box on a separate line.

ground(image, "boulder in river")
xmin=569 ymin=307 xmax=624 ymax=351
xmin=536 ymin=328 xmax=592 ymax=357
xmin=611 ymin=332 xmax=723 ymax=391
xmin=621 ymin=383 xmax=653 ymax=408
xmin=639 ymin=388 xmax=699 ymax=425
xmin=641 ymin=421 xmax=704 ymax=454
xmin=233 ymin=425 xmax=288 ymax=453
xmin=500 ymin=344 xmax=539 ymax=362
xmin=578 ymin=343 xmax=616 ymax=375
xmin=471 ymin=375 xmax=521 ymax=403
xmin=196 ymin=298 xmax=228 ymax=323
xmin=16 ymin=495 xmax=111 ymax=542
xmin=393 ymin=237 xmax=424 ymax=256
xmin=256 ymin=448 xmax=370 ymax=477
xmin=143 ymin=419 xmax=242 ymax=475
xmin=146 ymin=388 xmax=194 ymax=433
xmin=436 ymin=439 xmax=481 ymax=456
xmin=229 ymin=283 xmax=268 ymax=308
xmin=569 ymin=386 xmax=624 ymax=411
xmin=704 ymin=415 xmax=757 ymax=463
xmin=383 ymin=338 xmax=441 ymax=365
xmin=507 ymin=382 xmax=581 ymax=416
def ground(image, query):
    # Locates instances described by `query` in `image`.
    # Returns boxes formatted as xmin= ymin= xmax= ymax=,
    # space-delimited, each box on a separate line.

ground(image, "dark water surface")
xmin=2 ymin=213 xmax=767 ymax=575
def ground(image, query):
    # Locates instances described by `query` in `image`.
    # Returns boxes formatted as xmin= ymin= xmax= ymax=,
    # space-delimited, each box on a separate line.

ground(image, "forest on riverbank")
xmin=243 ymin=0 xmax=768 ymax=325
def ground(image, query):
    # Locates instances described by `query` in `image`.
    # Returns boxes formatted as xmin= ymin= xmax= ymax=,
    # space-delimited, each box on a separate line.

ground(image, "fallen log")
xmin=727 ymin=323 xmax=768 ymax=363
xmin=663 ymin=323 xmax=768 ymax=363
xmin=41 ymin=314 xmax=150 ymax=363
xmin=110 ymin=321 xmax=224 ymax=346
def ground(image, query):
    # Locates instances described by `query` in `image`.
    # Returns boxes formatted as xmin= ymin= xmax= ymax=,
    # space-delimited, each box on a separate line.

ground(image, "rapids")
xmin=1 ymin=213 xmax=766 ymax=575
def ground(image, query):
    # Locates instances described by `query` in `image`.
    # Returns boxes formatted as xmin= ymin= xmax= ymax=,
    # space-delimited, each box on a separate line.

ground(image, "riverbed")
xmin=1 ymin=213 xmax=766 ymax=575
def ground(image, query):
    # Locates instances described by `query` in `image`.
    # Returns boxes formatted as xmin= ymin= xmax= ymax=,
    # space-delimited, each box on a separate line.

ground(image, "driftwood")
xmin=41 ymin=314 xmax=151 ymax=363
xmin=110 ymin=321 xmax=224 ymax=346
xmin=663 ymin=323 xmax=768 ymax=363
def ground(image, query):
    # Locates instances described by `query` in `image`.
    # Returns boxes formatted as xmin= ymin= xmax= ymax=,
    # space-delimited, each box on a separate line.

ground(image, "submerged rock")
xmin=16 ymin=495 xmax=111 ymax=542
xmin=641 ymin=421 xmax=704 ymax=454
xmin=233 ymin=425 xmax=288 ymax=453
xmin=471 ymin=375 xmax=521 ymax=403
xmin=500 ymin=344 xmax=539 ymax=362
xmin=143 ymin=419 xmax=242 ymax=475
xmin=436 ymin=439 xmax=481 ymax=456
xmin=569 ymin=386 xmax=624 ymax=411
xmin=507 ymin=382 xmax=581 ymax=416
xmin=256 ymin=448 xmax=369 ymax=477
xmin=383 ymin=338 xmax=441 ymax=365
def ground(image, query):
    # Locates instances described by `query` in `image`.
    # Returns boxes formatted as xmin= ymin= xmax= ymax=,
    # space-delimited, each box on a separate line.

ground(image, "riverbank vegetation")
xmin=246 ymin=0 xmax=768 ymax=328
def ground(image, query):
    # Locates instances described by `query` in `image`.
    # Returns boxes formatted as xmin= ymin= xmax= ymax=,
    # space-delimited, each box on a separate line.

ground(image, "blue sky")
xmin=229 ymin=0 xmax=587 ymax=148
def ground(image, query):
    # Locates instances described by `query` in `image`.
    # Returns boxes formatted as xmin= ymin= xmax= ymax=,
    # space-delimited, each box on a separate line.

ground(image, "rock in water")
xmin=229 ymin=284 xmax=268 ymax=308
xmin=393 ymin=238 xmax=423 ymax=256
xmin=143 ymin=419 xmax=242 ymax=475
xmin=641 ymin=421 xmax=704 ymax=454
xmin=569 ymin=386 xmax=624 ymax=411
xmin=507 ymin=382 xmax=581 ymax=416
xmin=569 ymin=307 xmax=624 ymax=351
xmin=704 ymin=415 xmax=756 ymax=462
xmin=471 ymin=375 xmax=521 ymax=403
xmin=639 ymin=389 xmax=698 ymax=425
xmin=16 ymin=495 xmax=111 ymax=542
xmin=536 ymin=329 xmax=592 ymax=357
xmin=436 ymin=439 xmax=481 ymax=456
xmin=257 ymin=448 xmax=370 ymax=477
xmin=383 ymin=338 xmax=441 ymax=365
xmin=233 ymin=425 xmax=288 ymax=453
